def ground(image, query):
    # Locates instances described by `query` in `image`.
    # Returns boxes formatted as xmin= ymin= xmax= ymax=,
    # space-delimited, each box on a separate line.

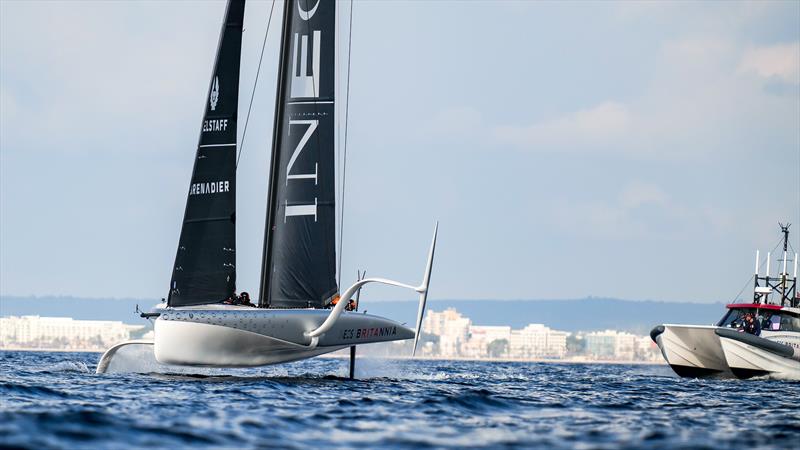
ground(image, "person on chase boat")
xmin=742 ymin=313 xmax=761 ymax=336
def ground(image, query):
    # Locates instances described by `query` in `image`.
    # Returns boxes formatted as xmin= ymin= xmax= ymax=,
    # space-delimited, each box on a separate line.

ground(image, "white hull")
xmin=154 ymin=320 xmax=346 ymax=367
xmin=152 ymin=306 xmax=413 ymax=367
xmin=717 ymin=332 xmax=800 ymax=380
xmin=97 ymin=306 xmax=415 ymax=372
xmin=652 ymin=325 xmax=734 ymax=378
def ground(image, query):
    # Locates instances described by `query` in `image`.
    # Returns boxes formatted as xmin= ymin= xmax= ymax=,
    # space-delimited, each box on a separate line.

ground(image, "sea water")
xmin=1 ymin=350 xmax=798 ymax=449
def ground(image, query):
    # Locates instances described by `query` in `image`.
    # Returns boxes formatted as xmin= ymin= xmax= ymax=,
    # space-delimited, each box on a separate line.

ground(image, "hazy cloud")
xmin=551 ymin=181 xmax=728 ymax=241
xmin=619 ymin=181 xmax=669 ymax=210
xmin=491 ymin=102 xmax=631 ymax=151
xmin=453 ymin=35 xmax=798 ymax=162
xmin=427 ymin=106 xmax=484 ymax=138
xmin=0 ymin=1 xmax=221 ymax=156
xmin=738 ymin=42 xmax=800 ymax=83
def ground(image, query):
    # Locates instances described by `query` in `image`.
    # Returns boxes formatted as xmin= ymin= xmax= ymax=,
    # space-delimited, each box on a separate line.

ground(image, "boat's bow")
xmin=650 ymin=324 xmax=733 ymax=378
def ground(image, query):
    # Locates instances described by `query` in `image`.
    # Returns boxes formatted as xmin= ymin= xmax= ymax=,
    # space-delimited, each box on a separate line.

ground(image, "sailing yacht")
xmin=651 ymin=224 xmax=799 ymax=380
xmin=97 ymin=0 xmax=436 ymax=374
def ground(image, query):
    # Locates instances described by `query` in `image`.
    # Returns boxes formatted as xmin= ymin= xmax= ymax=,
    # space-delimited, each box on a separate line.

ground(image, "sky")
xmin=1 ymin=0 xmax=798 ymax=303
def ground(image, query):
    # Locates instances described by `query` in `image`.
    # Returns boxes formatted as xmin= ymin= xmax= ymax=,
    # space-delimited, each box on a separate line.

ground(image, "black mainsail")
xmin=168 ymin=0 xmax=245 ymax=307
xmin=260 ymin=0 xmax=338 ymax=308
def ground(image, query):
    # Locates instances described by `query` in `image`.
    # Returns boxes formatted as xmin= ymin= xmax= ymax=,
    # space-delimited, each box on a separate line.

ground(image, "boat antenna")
xmin=779 ymin=222 xmax=790 ymax=252
xmin=778 ymin=222 xmax=791 ymax=306
xmin=236 ymin=0 xmax=278 ymax=168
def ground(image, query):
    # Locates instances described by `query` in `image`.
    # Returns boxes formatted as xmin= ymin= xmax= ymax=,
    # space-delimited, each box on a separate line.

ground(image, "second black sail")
xmin=168 ymin=0 xmax=245 ymax=307
xmin=261 ymin=0 xmax=338 ymax=308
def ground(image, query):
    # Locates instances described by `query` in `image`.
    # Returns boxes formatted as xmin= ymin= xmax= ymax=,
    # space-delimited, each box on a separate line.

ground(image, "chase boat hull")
xmin=715 ymin=328 xmax=800 ymax=380
xmin=650 ymin=324 xmax=733 ymax=378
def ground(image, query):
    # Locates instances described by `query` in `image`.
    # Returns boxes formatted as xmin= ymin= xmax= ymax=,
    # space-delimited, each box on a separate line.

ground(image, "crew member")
xmin=239 ymin=291 xmax=255 ymax=307
xmin=223 ymin=292 xmax=239 ymax=305
xmin=330 ymin=294 xmax=356 ymax=311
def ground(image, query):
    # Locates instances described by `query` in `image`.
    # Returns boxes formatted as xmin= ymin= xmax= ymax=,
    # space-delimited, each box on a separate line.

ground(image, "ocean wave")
xmin=0 ymin=381 xmax=71 ymax=399
xmin=37 ymin=360 xmax=90 ymax=374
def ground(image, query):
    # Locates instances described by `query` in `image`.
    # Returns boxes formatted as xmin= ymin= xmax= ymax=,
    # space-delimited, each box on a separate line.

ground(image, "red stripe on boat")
xmin=725 ymin=303 xmax=783 ymax=310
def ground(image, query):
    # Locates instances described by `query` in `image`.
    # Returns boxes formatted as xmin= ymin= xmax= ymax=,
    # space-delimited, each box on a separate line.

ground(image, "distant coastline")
xmin=0 ymin=346 xmax=103 ymax=354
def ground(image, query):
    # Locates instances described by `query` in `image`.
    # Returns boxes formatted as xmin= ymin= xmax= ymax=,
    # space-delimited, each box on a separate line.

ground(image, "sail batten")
xmin=168 ymin=0 xmax=245 ymax=307
xmin=260 ymin=0 xmax=338 ymax=309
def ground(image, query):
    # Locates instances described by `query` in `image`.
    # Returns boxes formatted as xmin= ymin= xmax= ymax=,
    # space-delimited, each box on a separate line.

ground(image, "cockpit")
xmin=717 ymin=307 xmax=800 ymax=332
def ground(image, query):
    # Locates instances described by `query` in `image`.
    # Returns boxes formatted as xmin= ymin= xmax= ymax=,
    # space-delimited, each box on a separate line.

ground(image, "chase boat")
xmin=714 ymin=224 xmax=800 ymax=379
xmin=652 ymin=224 xmax=799 ymax=380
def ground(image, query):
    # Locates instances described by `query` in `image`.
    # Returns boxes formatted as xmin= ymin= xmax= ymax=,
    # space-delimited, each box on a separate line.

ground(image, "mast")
xmin=259 ymin=0 xmax=338 ymax=309
xmin=259 ymin=3 xmax=293 ymax=308
xmin=168 ymin=0 xmax=245 ymax=307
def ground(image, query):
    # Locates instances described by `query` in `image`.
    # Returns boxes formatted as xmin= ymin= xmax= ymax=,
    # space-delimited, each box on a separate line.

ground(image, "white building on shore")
xmin=419 ymin=308 xmax=659 ymax=362
xmin=584 ymin=330 xmax=638 ymax=361
xmin=423 ymin=309 xmax=568 ymax=359
xmin=422 ymin=308 xmax=472 ymax=357
xmin=0 ymin=316 xmax=144 ymax=351
xmin=508 ymin=324 xmax=568 ymax=359
xmin=635 ymin=335 xmax=662 ymax=362
xmin=463 ymin=325 xmax=511 ymax=358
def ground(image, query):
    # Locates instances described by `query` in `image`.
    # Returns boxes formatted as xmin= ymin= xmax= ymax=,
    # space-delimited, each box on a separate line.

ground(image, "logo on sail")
xmin=290 ymin=31 xmax=321 ymax=98
xmin=210 ymin=76 xmax=220 ymax=111
xmin=190 ymin=180 xmax=230 ymax=196
xmin=297 ymin=0 xmax=320 ymax=20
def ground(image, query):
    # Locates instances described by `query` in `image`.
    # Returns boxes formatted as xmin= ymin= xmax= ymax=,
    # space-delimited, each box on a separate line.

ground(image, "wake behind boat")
xmin=651 ymin=224 xmax=799 ymax=380
xmin=97 ymin=0 xmax=437 ymax=375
